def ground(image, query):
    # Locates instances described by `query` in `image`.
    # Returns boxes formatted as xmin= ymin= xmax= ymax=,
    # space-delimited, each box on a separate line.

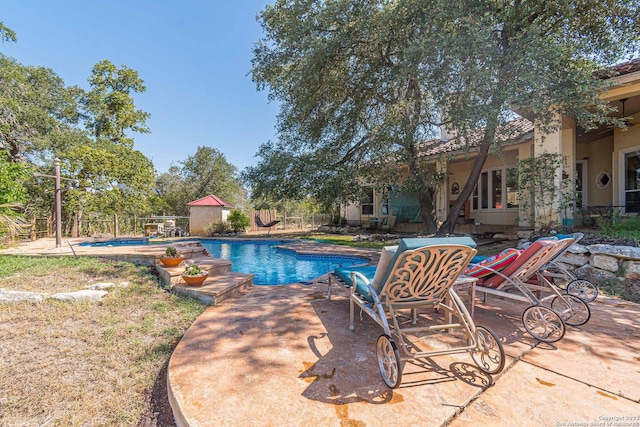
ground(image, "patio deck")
xmin=168 ymin=278 xmax=640 ymax=427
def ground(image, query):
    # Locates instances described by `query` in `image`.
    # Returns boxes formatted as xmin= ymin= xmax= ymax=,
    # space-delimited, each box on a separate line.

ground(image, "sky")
xmin=2 ymin=0 xmax=278 ymax=174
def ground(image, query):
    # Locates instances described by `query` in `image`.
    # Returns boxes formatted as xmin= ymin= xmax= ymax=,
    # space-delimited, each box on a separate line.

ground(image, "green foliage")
xmin=516 ymin=153 xmax=577 ymax=230
xmin=164 ymin=246 xmax=179 ymax=257
xmin=599 ymin=277 xmax=640 ymax=304
xmin=251 ymin=0 xmax=640 ymax=234
xmin=0 ymin=21 xmax=17 ymax=44
xmin=0 ymin=152 xmax=30 ymax=205
xmin=0 ymin=54 xmax=80 ymax=161
xmin=83 ymin=59 xmax=150 ymax=145
xmin=227 ymin=210 xmax=250 ymax=232
xmin=156 ymin=147 xmax=245 ymax=216
xmin=1 ymin=51 xmax=156 ymax=230
xmin=204 ymin=221 xmax=232 ymax=235
xmin=183 ymin=263 xmax=204 ymax=276
xmin=597 ymin=217 xmax=640 ymax=245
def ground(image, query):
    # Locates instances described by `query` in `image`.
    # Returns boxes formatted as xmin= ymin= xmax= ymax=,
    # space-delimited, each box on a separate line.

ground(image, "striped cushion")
xmin=464 ymin=248 xmax=521 ymax=278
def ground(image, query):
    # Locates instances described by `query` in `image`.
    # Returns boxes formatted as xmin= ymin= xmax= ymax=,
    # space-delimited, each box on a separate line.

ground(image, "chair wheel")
xmin=522 ymin=306 xmax=566 ymax=343
xmin=567 ymin=279 xmax=598 ymax=303
xmin=471 ymin=326 xmax=505 ymax=375
xmin=376 ymin=334 xmax=403 ymax=388
xmin=551 ymin=295 xmax=591 ymax=326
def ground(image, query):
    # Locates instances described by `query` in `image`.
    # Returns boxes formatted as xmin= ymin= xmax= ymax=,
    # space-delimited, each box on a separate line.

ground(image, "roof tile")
xmin=187 ymin=195 xmax=234 ymax=208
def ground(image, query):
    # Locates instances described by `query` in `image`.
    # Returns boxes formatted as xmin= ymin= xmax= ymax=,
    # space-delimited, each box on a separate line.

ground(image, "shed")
xmin=187 ymin=195 xmax=234 ymax=235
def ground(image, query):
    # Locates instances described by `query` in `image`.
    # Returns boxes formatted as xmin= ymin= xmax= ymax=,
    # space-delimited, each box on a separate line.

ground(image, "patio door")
xmin=620 ymin=147 xmax=640 ymax=213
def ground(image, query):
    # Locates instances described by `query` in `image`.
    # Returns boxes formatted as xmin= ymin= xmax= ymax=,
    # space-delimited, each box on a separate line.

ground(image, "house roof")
xmin=416 ymin=116 xmax=534 ymax=159
xmin=187 ymin=195 xmax=234 ymax=208
xmin=595 ymin=57 xmax=640 ymax=80
xmin=610 ymin=57 xmax=640 ymax=77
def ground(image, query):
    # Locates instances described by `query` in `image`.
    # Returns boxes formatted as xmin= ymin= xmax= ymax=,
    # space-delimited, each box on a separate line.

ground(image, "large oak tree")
xmin=250 ymin=0 xmax=639 ymax=234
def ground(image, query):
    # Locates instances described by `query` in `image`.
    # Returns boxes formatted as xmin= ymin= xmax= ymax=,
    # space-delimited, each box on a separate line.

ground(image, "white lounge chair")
xmin=328 ymin=237 xmax=505 ymax=388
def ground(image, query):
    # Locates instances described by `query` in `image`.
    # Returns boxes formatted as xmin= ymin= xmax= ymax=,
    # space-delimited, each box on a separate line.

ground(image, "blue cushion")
xmin=333 ymin=265 xmax=377 ymax=289
xmin=555 ymin=233 xmax=573 ymax=240
xmin=471 ymin=255 xmax=488 ymax=264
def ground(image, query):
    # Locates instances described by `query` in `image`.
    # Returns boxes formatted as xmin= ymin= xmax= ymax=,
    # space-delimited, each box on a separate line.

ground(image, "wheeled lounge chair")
xmin=328 ymin=237 xmax=506 ymax=388
xmin=470 ymin=238 xmax=591 ymax=343
xmin=534 ymin=233 xmax=598 ymax=302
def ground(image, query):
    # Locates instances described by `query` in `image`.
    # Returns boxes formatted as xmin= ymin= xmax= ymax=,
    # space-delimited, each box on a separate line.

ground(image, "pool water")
xmin=199 ymin=240 xmax=367 ymax=285
xmin=79 ymin=238 xmax=149 ymax=247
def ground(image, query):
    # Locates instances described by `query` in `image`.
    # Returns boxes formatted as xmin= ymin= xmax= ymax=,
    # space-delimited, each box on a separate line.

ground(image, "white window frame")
xmin=619 ymin=145 xmax=640 ymax=213
xmin=361 ymin=186 xmax=374 ymax=216
xmin=472 ymin=166 xmax=519 ymax=212
xmin=575 ymin=160 xmax=588 ymax=208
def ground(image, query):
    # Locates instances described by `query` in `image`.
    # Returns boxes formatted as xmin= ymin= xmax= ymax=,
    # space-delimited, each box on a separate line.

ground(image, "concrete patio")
xmin=167 ymin=278 xmax=640 ymax=427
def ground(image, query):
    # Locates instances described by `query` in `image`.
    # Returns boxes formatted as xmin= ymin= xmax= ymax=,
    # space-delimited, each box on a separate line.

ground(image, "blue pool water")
xmin=199 ymin=239 xmax=367 ymax=285
xmin=79 ymin=238 xmax=149 ymax=247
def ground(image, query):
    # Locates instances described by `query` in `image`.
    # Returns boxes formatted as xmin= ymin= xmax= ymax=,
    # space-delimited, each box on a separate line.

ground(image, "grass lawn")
xmin=297 ymin=233 xmax=392 ymax=249
xmin=0 ymin=255 xmax=206 ymax=426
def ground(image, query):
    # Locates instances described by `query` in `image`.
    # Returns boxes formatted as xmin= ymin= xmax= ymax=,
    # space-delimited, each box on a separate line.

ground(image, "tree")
xmin=0 ymin=21 xmax=17 ymax=44
xmin=0 ymin=54 xmax=81 ymax=162
xmin=0 ymin=26 xmax=156 ymax=237
xmin=156 ymin=147 xmax=246 ymax=216
xmin=83 ymin=59 xmax=150 ymax=145
xmin=251 ymin=0 xmax=640 ymax=234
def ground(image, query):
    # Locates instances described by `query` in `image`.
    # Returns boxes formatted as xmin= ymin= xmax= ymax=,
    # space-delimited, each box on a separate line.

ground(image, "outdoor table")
xmin=444 ymin=275 xmax=478 ymax=328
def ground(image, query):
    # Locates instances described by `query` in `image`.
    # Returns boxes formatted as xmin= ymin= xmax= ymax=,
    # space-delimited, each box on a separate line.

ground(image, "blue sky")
xmin=2 ymin=0 xmax=278 ymax=174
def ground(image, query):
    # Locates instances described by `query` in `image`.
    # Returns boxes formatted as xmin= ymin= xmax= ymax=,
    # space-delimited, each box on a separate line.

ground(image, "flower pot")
xmin=160 ymin=256 xmax=183 ymax=267
xmin=181 ymin=273 xmax=208 ymax=286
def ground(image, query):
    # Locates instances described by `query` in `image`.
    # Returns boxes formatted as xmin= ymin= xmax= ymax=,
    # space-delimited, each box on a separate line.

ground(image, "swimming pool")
xmin=199 ymin=239 xmax=368 ymax=285
xmin=78 ymin=237 xmax=149 ymax=247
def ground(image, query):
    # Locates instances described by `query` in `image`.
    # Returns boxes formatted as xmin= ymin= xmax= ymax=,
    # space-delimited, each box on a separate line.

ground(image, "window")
xmin=575 ymin=161 xmax=587 ymax=208
xmin=624 ymin=151 xmax=640 ymax=213
xmin=473 ymin=167 xmax=518 ymax=211
xmin=361 ymin=187 xmax=374 ymax=215
xmin=492 ymin=170 xmax=502 ymax=208
xmin=506 ymin=167 xmax=519 ymax=208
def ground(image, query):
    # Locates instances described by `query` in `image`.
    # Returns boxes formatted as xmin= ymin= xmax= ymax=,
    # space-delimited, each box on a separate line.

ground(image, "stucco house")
xmin=344 ymin=58 xmax=640 ymax=233
xmin=187 ymin=195 xmax=234 ymax=235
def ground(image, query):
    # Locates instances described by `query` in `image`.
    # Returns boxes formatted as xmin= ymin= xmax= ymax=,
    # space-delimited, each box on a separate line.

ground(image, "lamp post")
xmin=33 ymin=158 xmax=78 ymax=248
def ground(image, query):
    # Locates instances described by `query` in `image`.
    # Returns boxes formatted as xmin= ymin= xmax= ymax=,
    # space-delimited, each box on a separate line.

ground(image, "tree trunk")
xmin=406 ymin=146 xmax=439 ymax=234
xmin=439 ymin=119 xmax=499 ymax=235
xmin=418 ymin=190 xmax=438 ymax=234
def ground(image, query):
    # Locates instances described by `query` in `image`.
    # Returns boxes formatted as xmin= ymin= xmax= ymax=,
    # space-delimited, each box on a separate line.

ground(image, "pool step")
xmin=157 ymin=256 xmax=233 ymax=286
xmin=171 ymin=272 xmax=254 ymax=305
xmin=154 ymin=242 xmax=254 ymax=305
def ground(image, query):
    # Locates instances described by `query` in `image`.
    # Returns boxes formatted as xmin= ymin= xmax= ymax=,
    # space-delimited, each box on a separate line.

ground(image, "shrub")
xmin=227 ymin=210 xmax=250 ymax=232
xmin=164 ymin=246 xmax=179 ymax=257
xmin=204 ymin=221 xmax=231 ymax=236
xmin=597 ymin=216 xmax=640 ymax=245
xmin=183 ymin=263 xmax=204 ymax=276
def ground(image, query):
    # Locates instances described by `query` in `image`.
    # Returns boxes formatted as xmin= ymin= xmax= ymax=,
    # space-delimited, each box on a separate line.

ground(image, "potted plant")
xmin=159 ymin=246 xmax=183 ymax=267
xmin=181 ymin=263 xmax=208 ymax=286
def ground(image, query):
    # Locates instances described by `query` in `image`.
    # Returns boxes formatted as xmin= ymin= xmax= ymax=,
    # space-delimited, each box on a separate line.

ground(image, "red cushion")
xmin=464 ymin=248 xmax=521 ymax=278
xmin=481 ymin=240 xmax=556 ymax=289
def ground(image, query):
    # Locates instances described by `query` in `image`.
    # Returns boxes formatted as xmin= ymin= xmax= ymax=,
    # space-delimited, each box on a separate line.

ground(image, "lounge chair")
xmin=534 ymin=233 xmax=598 ymax=302
xmin=470 ymin=238 xmax=590 ymax=343
xmin=328 ymin=237 xmax=506 ymax=388
xmin=254 ymin=214 xmax=281 ymax=235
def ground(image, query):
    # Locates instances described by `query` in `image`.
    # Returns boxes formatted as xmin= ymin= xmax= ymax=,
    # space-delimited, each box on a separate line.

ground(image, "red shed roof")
xmin=187 ymin=195 xmax=234 ymax=208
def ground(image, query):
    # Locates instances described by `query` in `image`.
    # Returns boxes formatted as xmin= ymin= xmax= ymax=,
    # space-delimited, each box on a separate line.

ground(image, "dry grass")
xmin=0 ymin=255 xmax=206 ymax=426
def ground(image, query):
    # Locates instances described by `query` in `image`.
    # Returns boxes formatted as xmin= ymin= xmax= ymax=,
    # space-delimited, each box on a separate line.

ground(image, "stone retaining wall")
xmin=545 ymin=243 xmax=640 ymax=283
